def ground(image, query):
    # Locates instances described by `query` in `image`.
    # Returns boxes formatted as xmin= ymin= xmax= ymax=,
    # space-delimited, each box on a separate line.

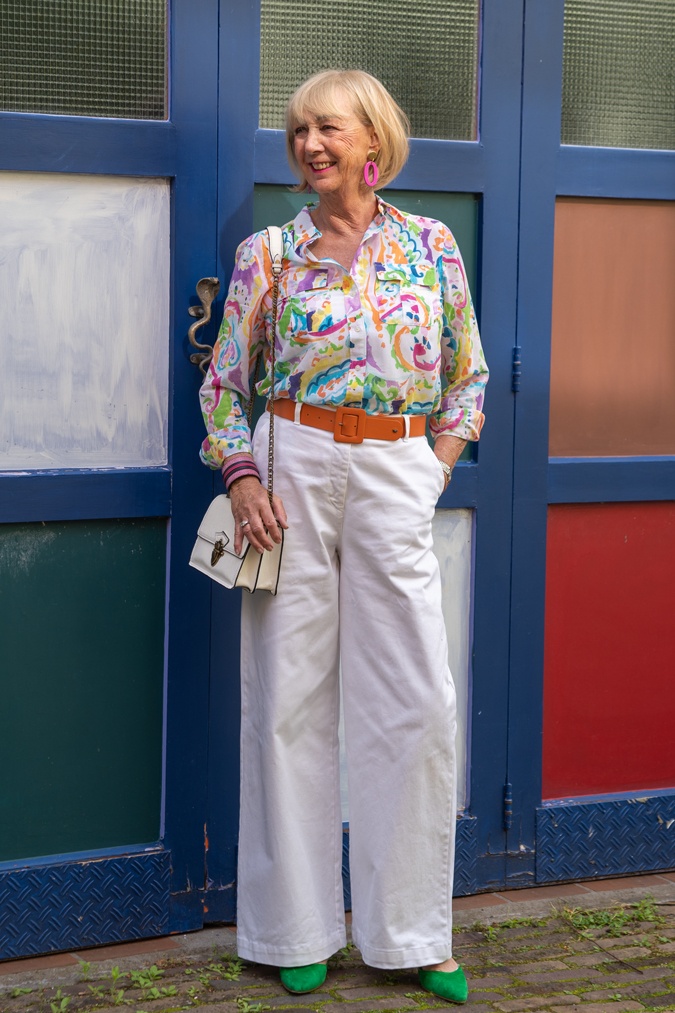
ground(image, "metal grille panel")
xmin=562 ymin=0 xmax=675 ymax=150
xmin=260 ymin=0 xmax=479 ymax=140
xmin=537 ymin=794 xmax=675 ymax=882
xmin=0 ymin=0 xmax=167 ymax=119
xmin=0 ymin=852 xmax=170 ymax=959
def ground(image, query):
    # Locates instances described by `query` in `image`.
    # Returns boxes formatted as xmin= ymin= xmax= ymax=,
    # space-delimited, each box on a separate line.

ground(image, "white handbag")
xmin=190 ymin=226 xmax=284 ymax=594
xmin=190 ymin=493 xmax=283 ymax=593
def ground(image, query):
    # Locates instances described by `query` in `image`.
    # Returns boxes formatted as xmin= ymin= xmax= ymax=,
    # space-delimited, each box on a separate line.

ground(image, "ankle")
xmin=422 ymin=957 xmax=458 ymax=973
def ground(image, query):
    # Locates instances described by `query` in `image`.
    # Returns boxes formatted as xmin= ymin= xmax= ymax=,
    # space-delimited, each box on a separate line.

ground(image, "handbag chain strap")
xmin=245 ymin=226 xmax=282 ymax=506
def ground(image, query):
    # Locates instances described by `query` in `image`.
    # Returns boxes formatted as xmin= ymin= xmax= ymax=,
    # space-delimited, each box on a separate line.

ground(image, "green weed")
xmin=141 ymin=984 xmax=178 ymax=1001
xmin=110 ymin=965 xmax=128 ymax=987
xmin=235 ymin=1000 xmax=270 ymax=1013
xmin=204 ymin=958 xmax=243 ymax=980
xmin=10 ymin=988 xmax=33 ymax=998
xmin=500 ymin=916 xmax=548 ymax=929
xmin=129 ymin=965 xmax=165 ymax=988
xmin=562 ymin=897 xmax=661 ymax=937
xmin=49 ymin=989 xmax=71 ymax=1013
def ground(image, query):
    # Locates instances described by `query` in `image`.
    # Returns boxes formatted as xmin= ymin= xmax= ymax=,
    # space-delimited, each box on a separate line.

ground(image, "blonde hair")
xmin=285 ymin=69 xmax=410 ymax=192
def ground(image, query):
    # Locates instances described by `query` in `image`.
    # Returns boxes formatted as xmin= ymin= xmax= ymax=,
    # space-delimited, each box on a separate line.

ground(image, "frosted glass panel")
xmin=550 ymin=198 xmax=675 ymax=457
xmin=260 ymin=0 xmax=479 ymax=140
xmin=0 ymin=173 xmax=170 ymax=470
xmin=339 ymin=509 xmax=473 ymax=819
xmin=562 ymin=0 xmax=675 ymax=150
xmin=0 ymin=0 xmax=167 ymax=119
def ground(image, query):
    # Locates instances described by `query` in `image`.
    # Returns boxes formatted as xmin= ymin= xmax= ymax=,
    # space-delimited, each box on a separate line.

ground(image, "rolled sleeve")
xmin=199 ymin=235 xmax=270 ymax=468
xmin=429 ymin=230 xmax=488 ymax=443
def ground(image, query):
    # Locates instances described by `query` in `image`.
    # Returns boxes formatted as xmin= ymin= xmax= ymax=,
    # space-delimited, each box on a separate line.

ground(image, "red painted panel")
xmin=543 ymin=503 xmax=675 ymax=800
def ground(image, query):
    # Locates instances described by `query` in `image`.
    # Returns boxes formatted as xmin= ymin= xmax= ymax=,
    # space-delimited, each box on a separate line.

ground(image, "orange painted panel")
xmin=543 ymin=503 xmax=675 ymax=799
xmin=550 ymin=199 xmax=675 ymax=457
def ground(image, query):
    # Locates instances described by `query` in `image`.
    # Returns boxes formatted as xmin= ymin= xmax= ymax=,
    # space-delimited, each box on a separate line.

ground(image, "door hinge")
xmin=503 ymin=781 xmax=513 ymax=830
xmin=511 ymin=345 xmax=522 ymax=393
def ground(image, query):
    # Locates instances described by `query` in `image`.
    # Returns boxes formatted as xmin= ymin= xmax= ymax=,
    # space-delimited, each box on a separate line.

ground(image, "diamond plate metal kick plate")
xmin=0 ymin=850 xmax=170 ymax=959
xmin=537 ymin=793 xmax=675 ymax=882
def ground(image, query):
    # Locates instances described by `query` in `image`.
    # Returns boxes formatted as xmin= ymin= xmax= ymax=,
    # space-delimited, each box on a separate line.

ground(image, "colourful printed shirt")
xmin=199 ymin=197 xmax=488 ymax=471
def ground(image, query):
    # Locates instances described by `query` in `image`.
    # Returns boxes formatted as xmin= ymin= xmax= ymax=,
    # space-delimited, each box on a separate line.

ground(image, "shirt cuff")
xmin=222 ymin=453 xmax=261 ymax=491
xmin=431 ymin=409 xmax=485 ymax=443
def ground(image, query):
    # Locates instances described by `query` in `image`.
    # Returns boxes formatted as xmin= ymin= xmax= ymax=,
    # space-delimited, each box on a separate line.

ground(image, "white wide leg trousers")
xmin=237 ymin=412 xmax=458 ymax=969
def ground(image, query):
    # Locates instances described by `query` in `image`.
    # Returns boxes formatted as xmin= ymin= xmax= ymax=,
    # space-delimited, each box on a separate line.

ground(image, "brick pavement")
xmin=2 ymin=877 xmax=675 ymax=1013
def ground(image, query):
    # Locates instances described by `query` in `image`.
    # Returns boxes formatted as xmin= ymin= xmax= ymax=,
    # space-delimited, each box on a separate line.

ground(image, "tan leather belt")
xmin=270 ymin=400 xmax=426 ymax=444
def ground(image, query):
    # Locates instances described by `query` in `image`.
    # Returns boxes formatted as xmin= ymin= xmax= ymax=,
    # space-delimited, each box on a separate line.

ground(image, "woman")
xmin=199 ymin=69 xmax=488 ymax=1004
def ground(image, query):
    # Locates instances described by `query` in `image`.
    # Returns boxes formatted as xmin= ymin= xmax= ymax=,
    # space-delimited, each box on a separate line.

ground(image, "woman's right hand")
xmin=229 ymin=476 xmax=288 ymax=555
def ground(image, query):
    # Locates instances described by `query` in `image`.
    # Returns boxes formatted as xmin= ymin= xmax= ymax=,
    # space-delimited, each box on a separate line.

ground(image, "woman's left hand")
xmin=229 ymin=476 xmax=289 ymax=554
xmin=434 ymin=434 xmax=468 ymax=489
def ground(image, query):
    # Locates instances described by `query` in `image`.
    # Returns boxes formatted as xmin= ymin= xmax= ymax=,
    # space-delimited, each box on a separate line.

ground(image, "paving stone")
xmin=549 ymin=1004 xmax=646 ymax=1013
xmin=580 ymin=981 xmax=675 ymax=1002
xmin=0 ymin=954 xmax=80 ymax=976
xmin=656 ymin=942 xmax=675 ymax=954
xmin=194 ymin=1005 xmax=240 ymax=1012
xmin=469 ymin=989 xmax=507 ymax=1001
xmin=607 ymin=948 xmax=652 ymax=960
xmin=334 ymin=987 xmax=404 ymax=999
xmin=319 ymin=1000 xmax=418 ymax=1013
xmin=495 ymin=997 xmax=578 ymax=1011
xmin=563 ymin=953 xmax=613 ymax=967
xmin=454 ymin=931 xmax=493 ymax=945
xmin=453 ymin=893 xmax=511 ymax=911
xmin=510 ymin=961 xmax=571 ymax=974
xmin=603 ymin=967 xmax=675 ymax=983
xmin=518 ymin=969 xmax=604 ymax=984
xmin=331 ymin=972 xmax=393 ymax=986
xmin=73 ymin=937 xmax=180 ymax=961
xmin=496 ymin=885 xmax=591 ymax=902
xmin=568 ymin=940 xmax=610 ymax=954
xmin=265 ymin=992 xmax=333 ymax=1005
xmin=467 ymin=974 xmax=516 ymax=987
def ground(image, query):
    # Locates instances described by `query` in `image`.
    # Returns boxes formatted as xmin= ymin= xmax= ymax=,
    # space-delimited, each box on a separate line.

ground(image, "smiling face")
xmin=292 ymin=99 xmax=380 ymax=200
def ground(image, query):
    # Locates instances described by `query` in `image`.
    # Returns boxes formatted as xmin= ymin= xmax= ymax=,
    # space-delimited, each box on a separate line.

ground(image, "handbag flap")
xmin=196 ymin=494 xmax=246 ymax=559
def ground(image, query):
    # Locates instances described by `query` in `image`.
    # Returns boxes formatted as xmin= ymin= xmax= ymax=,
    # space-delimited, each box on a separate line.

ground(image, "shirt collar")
xmin=290 ymin=195 xmax=400 ymax=256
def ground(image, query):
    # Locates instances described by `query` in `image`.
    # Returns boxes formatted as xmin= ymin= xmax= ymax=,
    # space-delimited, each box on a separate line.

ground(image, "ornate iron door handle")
xmin=188 ymin=276 xmax=220 ymax=375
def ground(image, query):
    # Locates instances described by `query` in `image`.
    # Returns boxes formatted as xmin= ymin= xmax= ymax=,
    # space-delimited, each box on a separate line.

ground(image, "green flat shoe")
xmin=418 ymin=964 xmax=468 ymax=1004
xmin=279 ymin=962 xmax=328 ymax=994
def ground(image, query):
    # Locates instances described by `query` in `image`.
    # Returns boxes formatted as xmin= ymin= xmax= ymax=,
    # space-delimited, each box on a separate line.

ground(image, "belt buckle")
xmin=334 ymin=405 xmax=367 ymax=443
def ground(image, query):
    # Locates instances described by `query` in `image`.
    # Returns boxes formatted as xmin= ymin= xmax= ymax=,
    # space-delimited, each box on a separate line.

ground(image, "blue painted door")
xmin=202 ymin=0 xmax=526 ymax=908
xmin=510 ymin=0 xmax=675 ymax=887
xmin=0 ymin=0 xmax=222 ymax=955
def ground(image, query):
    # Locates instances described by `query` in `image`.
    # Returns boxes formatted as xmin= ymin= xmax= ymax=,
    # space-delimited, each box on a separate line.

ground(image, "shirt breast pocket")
xmin=281 ymin=272 xmax=347 ymax=342
xmin=375 ymin=267 xmax=440 ymax=333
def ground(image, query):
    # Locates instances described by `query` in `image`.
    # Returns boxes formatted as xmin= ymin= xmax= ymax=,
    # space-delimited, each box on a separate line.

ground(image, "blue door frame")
xmin=203 ymin=0 xmax=526 ymax=909
xmin=511 ymin=0 xmax=675 ymax=886
xmin=0 ymin=0 xmax=221 ymax=955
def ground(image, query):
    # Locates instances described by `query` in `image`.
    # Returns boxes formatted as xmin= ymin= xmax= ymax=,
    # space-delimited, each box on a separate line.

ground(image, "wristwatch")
xmin=439 ymin=460 xmax=453 ymax=485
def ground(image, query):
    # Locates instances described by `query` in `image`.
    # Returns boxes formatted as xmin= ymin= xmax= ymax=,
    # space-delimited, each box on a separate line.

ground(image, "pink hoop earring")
xmin=363 ymin=160 xmax=379 ymax=187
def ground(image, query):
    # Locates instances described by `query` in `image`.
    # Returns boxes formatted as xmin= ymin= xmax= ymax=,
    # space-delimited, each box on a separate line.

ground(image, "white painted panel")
xmin=0 ymin=172 xmax=170 ymax=469
xmin=432 ymin=508 xmax=473 ymax=811
xmin=340 ymin=508 xmax=473 ymax=820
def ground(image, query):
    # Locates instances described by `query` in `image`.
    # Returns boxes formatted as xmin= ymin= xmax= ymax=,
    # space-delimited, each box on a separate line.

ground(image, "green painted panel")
xmin=253 ymin=185 xmax=478 ymax=462
xmin=0 ymin=519 xmax=166 ymax=861
xmin=253 ymin=185 xmax=479 ymax=293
